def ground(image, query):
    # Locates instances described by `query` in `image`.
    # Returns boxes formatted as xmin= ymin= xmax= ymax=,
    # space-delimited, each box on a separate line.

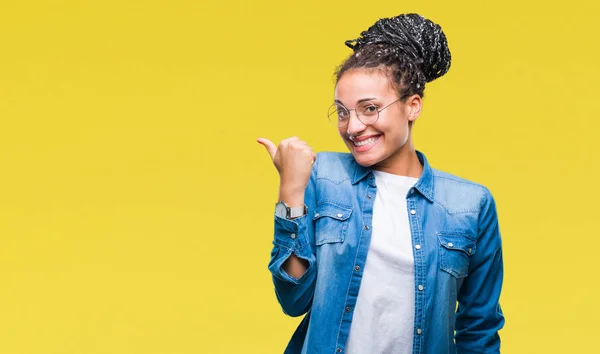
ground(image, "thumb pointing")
xmin=256 ymin=138 xmax=277 ymax=160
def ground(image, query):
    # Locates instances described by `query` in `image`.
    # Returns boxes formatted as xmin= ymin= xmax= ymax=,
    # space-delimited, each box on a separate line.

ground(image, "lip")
xmin=350 ymin=134 xmax=382 ymax=153
xmin=351 ymin=134 xmax=381 ymax=142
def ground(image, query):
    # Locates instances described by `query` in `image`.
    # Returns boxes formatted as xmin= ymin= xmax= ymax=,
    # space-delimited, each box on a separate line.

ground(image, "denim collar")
xmin=351 ymin=150 xmax=435 ymax=202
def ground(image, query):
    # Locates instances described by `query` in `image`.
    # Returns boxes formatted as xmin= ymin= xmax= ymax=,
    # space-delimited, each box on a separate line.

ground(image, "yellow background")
xmin=1 ymin=1 xmax=598 ymax=353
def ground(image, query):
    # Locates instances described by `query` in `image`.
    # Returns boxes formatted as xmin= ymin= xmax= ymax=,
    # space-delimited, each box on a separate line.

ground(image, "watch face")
xmin=275 ymin=202 xmax=288 ymax=218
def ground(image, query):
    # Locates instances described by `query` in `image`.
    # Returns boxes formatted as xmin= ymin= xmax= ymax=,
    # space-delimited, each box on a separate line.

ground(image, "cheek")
xmin=381 ymin=121 xmax=409 ymax=144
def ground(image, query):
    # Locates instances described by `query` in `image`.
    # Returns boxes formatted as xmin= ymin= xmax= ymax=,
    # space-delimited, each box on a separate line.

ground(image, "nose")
xmin=345 ymin=110 xmax=367 ymax=136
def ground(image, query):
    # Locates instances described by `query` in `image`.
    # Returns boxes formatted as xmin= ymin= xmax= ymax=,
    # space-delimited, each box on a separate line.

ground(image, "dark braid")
xmin=336 ymin=13 xmax=451 ymax=100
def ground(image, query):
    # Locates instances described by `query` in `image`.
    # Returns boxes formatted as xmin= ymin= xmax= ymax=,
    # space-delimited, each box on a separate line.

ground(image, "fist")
xmin=257 ymin=137 xmax=316 ymax=191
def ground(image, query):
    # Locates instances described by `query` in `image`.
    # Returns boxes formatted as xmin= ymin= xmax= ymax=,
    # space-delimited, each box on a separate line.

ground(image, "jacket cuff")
xmin=273 ymin=214 xmax=310 ymax=253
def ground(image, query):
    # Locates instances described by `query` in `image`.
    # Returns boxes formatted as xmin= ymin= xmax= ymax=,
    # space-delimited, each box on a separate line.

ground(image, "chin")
xmin=350 ymin=151 xmax=382 ymax=167
xmin=344 ymin=142 xmax=379 ymax=166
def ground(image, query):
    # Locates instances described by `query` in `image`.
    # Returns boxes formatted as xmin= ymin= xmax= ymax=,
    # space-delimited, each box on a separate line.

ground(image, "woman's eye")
xmin=363 ymin=105 xmax=378 ymax=114
xmin=337 ymin=109 xmax=350 ymax=118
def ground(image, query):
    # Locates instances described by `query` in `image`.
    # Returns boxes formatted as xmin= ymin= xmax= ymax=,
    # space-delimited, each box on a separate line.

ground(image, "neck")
xmin=372 ymin=144 xmax=423 ymax=178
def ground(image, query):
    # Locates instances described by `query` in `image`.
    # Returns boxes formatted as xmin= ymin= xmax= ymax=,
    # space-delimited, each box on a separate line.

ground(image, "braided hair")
xmin=336 ymin=13 xmax=451 ymax=100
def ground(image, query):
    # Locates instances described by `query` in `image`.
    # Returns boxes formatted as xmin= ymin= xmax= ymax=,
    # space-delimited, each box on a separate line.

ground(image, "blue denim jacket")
xmin=268 ymin=150 xmax=504 ymax=354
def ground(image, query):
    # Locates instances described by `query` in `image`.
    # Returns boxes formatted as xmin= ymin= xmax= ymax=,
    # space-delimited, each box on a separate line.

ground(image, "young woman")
xmin=258 ymin=13 xmax=504 ymax=354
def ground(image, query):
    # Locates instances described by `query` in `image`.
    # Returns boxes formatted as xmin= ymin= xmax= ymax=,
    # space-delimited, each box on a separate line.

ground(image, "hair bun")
xmin=345 ymin=13 xmax=451 ymax=82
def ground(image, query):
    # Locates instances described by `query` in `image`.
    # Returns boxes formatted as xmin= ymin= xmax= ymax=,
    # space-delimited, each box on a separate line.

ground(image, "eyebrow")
xmin=334 ymin=97 xmax=378 ymax=105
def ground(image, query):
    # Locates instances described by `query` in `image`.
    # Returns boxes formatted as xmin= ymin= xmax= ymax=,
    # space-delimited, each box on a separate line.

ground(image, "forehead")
xmin=335 ymin=69 xmax=395 ymax=103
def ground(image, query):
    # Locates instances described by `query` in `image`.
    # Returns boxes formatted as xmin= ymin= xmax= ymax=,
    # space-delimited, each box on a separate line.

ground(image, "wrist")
xmin=278 ymin=184 xmax=305 ymax=207
xmin=275 ymin=201 xmax=308 ymax=220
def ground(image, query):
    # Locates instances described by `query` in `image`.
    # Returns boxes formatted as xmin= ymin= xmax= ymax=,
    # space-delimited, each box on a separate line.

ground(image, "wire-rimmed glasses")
xmin=327 ymin=98 xmax=401 ymax=128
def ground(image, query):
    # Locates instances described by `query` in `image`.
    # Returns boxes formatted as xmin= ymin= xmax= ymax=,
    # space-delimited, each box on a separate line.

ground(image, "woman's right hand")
xmin=257 ymin=137 xmax=316 ymax=201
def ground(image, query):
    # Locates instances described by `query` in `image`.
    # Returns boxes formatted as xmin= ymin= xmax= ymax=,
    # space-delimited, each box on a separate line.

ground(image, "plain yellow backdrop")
xmin=1 ymin=1 xmax=599 ymax=353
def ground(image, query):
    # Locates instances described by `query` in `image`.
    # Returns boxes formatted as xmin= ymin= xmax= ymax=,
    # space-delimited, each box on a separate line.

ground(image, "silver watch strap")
xmin=289 ymin=205 xmax=308 ymax=218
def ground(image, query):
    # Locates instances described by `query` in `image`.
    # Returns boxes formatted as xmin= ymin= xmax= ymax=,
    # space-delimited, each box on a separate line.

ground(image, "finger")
xmin=288 ymin=139 xmax=309 ymax=150
xmin=281 ymin=136 xmax=300 ymax=146
xmin=256 ymin=138 xmax=277 ymax=160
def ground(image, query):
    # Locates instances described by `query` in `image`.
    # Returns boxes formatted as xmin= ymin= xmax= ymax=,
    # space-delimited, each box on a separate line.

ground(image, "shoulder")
xmin=431 ymin=168 xmax=494 ymax=215
xmin=315 ymin=151 xmax=354 ymax=166
xmin=313 ymin=151 xmax=355 ymax=184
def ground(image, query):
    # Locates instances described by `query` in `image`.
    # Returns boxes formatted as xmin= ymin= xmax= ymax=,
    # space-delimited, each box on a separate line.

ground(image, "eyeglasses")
xmin=327 ymin=98 xmax=402 ymax=128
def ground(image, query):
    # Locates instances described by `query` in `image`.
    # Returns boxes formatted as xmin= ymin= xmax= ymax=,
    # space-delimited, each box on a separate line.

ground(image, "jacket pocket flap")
xmin=313 ymin=203 xmax=353 ymax=221
xmin=437 ymin=232 xmax=476 ymax=255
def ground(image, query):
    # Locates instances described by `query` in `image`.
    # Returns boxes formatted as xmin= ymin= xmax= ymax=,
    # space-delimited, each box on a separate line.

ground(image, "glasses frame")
xmin=327 ymin=98 xmax=402 ymax=128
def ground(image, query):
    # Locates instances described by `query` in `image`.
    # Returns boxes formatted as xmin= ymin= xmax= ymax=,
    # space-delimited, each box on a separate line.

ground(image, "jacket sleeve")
xmin=267 ymin=156 xmax=318 ymax=317
xmin=455 ymin=187 xmax=505 ymax=353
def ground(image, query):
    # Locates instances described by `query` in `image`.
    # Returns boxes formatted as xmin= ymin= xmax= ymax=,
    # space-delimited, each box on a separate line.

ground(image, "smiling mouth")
xmin=352 ymin=136 xmax=380 ymax=147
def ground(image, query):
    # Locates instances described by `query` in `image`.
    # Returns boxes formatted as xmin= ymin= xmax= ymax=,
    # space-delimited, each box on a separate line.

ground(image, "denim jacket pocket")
xmin=437 ymin=232 xmax=477 ymax=278
xmin=313 ymin=202 xmax=352 ymax=245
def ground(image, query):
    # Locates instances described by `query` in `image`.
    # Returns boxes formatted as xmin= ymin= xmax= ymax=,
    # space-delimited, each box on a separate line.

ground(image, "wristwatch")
xmin=275 ymin=201 xmax=308 ymax=219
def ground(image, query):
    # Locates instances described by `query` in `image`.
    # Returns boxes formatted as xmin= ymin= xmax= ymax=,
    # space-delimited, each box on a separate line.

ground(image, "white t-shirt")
xmin=346 ymin=170 xmax=418 ymax=354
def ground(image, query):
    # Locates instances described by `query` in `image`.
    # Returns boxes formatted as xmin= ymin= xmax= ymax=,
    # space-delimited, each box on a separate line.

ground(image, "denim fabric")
xmin=268 ymin=150 xmax=504 ymax=354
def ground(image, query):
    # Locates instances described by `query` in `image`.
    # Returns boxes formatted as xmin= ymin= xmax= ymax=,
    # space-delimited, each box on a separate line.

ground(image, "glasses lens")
xmin=357 ymin=101 xmax=379 ymax=125
xmin=328 ymin=104 xmax=350 ymax=127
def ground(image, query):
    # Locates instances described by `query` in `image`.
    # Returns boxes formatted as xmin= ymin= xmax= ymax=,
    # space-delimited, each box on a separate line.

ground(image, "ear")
xmin=405 ymin=94 xmax=422 ymax=121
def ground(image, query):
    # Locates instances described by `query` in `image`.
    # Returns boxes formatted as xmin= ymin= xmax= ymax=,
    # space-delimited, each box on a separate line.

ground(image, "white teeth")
xmin=353 ymin=137 xmax=378 ymax=147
